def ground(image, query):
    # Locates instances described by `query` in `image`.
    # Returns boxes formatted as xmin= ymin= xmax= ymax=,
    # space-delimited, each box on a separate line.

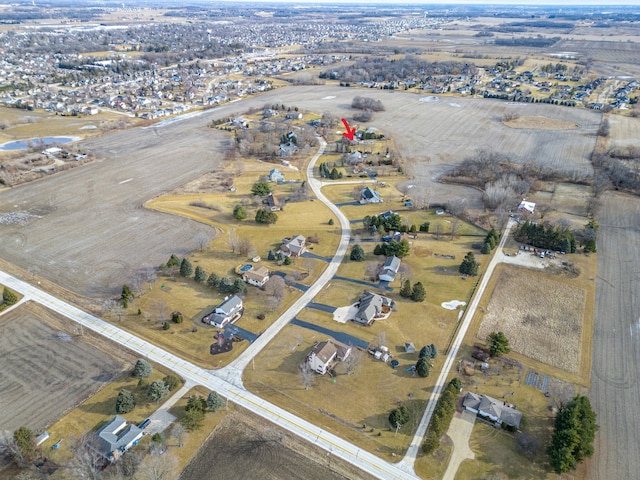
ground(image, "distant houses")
xmin=360 ymin=186 xmax=382 ymax=204
xmin=379 ymin=255 xmax=401 ymax=282
xmin=202 ymin=295 xmax=244 ymax=328
xmin=307 ymin=339 xmax=352 ymax=374
xmin=353 ymin=291 xmax=394 ymax=326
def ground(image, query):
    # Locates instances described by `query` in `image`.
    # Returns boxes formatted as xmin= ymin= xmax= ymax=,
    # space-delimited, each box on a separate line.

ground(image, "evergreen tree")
xmin=411 ymin=282 xmax=426 ymax=302
xmin=163 ymin=375 xmax=181 ymax=391
xmin=231 ymin=278 xmax=247 ymax=295
xmin=207 ymin=272 xmax=220 ymax=288
xmin=166 ymin=254 xmax=180 ymax=267
xmin=251 ymin=181 xmax=272 ymax=196
xmin=481 ymin=241 xmax=491 ymax=254
xmin=180 ymin=258 xmax=194 ymax=277
xmin=194 ymin=266 xmax=207 ymax=283
xmin=207 ymin=391 xmax=225 ymax=412
xmin=255 ymin=208 xmax=278 ymax=224
xmin=233 ymin=204 xmax=247 ymax=220
xmin=186 ymin=395 xmax=208 ymax=413
xmin=328 ymin=218 xmax=334 ymax=225
xmin=218 ymin=277 xmax=233 ymax=293
xmin=182 ymin=409 xmax=204 ymax=431
xmin=419 ymin=345 xmax=430 ymax=359
xmin=488 ymin=331 xmax=511 ymax=357
xmin=429 ymin=343 xmax=438 ymax=359
xmin=399 ymin=279 xmax=412 ymax=298
xmin=121 ymin=284 xmax=133 ymax=308
xmin=416 ymin=357 xmax=431 ymax=377
xmin=459 ymin=252 xmax=479 ymax=276
xmin=2 ymin=287 xmax=18 ymax=306
xmin=133 ymin=359 xmax=152 ymax=378
xmin=388 ymin=404 xmax=411 ymax=427
xmin=373 ymin=243 xmax=384 ymax=255
xmin=267 ymin=249 xmax=276 ymax=261
xmin=147 ymin=380 xmax=169 ymax=402
xmin=350 ymin=244 xmax=366 ymax=262
xmin=13 ymin=426 xmax=35 ymax=462
xmin=116 ymin=390 xmax=136 ymax=414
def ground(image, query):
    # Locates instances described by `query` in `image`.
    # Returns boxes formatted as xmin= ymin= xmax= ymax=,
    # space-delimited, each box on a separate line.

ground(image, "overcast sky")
xmin=218 ymin=0 xmax=640 ymax=5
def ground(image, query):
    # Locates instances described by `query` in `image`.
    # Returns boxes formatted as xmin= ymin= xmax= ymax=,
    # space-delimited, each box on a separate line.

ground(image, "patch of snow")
xmin=79 ymin=125 xmax=97 ymax=130
xmin=322 ymin=96 xmax=336 ymax=100
xmin=449 ymin=103 xmax=461 ymax=107
xmin=419 ymin=96 xmax=439 ymax=103
xmin=441 ymin=300 xmax=466 ymax=310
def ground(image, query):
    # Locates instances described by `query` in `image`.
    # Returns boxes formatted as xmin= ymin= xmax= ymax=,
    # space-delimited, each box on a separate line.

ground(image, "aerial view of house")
xmin=94 ymin=415 xmax=144 ymax=463
xmin=280 ymin=234 xmax=307 ymax=257
xmin=378 ymin=255 xmax=401 ymax=282
xmin=306 ymin=339 xmax=352 ymax=375
xmin=201 ymin=295 xmax=244 ymax=328
xmin=353 ymin=291 xmax=394 ymax=326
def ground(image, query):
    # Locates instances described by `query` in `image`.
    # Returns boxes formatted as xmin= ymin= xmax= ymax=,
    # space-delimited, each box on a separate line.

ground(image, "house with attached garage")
xmin=242 ymin=265 xmax=270 ymax=287
xmin=462 ymin=392 xmax=522 ymax=429
xmin=353 ymin=291 xmax=394 ymax=326
xmin=201 ymin=295 xmax=244 ymax=328
xmin=378 ymin=255 xmax=401 ymax=282
xmin=280 ymin=234 xmax=307 ymax=257
xmin=360 ymin=186 xmax=382 ymax=204
xmin=94 ymin=416 xmax=144 ymax=463
xmin=306 ymin=339 xmax=352 ymax=374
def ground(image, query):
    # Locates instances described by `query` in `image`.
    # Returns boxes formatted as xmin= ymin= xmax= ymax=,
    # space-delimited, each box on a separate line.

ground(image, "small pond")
xmin=0 ymin=136 xmax=80 ymax=151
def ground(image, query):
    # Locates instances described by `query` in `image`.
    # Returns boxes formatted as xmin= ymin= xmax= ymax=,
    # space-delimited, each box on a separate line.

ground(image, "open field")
xmin=181 ymin=409 xmax=374 ymax=480
xmin=0 ymin=301 xmax=122 ymax=433
xmin=477 ymin=266 xmax=586 ymax=374
xmin=587 ymin=192 xmax=640 ymax=480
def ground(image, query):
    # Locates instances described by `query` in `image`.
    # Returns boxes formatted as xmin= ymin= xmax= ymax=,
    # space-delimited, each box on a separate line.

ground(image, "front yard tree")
xmin=166 ymin=254 xmax=180 ymax=268
xmin=207 ymin=391 xmax=225 ymax=412
xmin=411 ymin=282 xmax=426 ymax=302
xmin=233 ymin=204 xmax=247 ymax=220
xmin=251 ymin=181 xmax=272 ymax=196
xmin=163 ymin=375 xmax=181 ymax=391
xmin=416 ymin=357 xmax=431 ymax=377
xmin=13 ymin=426 xmax=36 ymax=464
xmin=350 ymin=244 xmax=366 ymax=262
xmin=186 ymin=395 xmax=207 ymax=413
xmin=399 ymin=279 xmax=412 ymax=298
xmin=488 ymin=331 xmax=511 ymax=357
xmin=267 ymin=249 xmax=276 ymax=261
xmin=459 ymin=251 xmax=479 ymax=276
xmin=180 ymin=258 xmax=194 ymax=277
xmin=134 ymin=359 xmax=152 ymax=378
xmin=231 ymin=278 xmax=248 ymax=295
xmin=194 ymin=265 xmax=207 ymax=283
xmin=388 ymin=405 xmax=410 ymax=428
xmin=147 ymin=380 xmax=169 ymax=403
xmin=548 ymin=395 xmax=598 ymax=474
xmin=181 ymin=409 xmax=204 ymax=431
xmin=115 ymin=390 xmax=136 ymax=414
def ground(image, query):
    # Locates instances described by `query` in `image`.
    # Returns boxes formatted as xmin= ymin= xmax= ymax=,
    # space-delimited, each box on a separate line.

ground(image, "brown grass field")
xmin=0 ymin=301 xmax=123 ymax=434
xmin=477 ymin=266 xmax=586 ymax=374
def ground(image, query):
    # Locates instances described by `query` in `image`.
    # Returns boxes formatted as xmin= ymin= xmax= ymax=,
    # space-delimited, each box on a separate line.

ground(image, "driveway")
xmin=290 ymin=318 xmax=368 ymax=349
xmin=442 ymin=410 xmax=476 ymax=480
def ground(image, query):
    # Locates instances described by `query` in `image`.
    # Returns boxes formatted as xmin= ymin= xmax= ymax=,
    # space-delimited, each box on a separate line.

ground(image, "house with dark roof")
xmin=307 ymin=339 xmax=352 ymax=374
xmin=360 ymin=186 xmax=382 ymax=204
xmin=353 ymin=291 xmax=394 ymax=326
xmin=379 ymin=256 xmax=401 ymax=282
xmin=201 ymin=295 xmax=244 ymax=328
xmin=462 ymin=392 xmax=523 ymax=429
xmin=263 ymin=192 xmax=281 ymax=211
xmin=280 ymin=235 xmax=306 ymax=257
xmin=95 ymin=416 xmax=144 ymax=462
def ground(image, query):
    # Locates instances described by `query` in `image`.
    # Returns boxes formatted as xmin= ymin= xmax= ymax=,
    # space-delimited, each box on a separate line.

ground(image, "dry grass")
xmin=477 ymin=266 xmax=586 ymax=374
xmin=504 ymin=116 xmax=578 ymax=130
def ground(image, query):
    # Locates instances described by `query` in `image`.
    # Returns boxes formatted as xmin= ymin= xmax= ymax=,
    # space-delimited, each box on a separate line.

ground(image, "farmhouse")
xmin=379 ymin=255 xmax=401 ymax=282
xmin=462 ymin=392 xmax=522 ymax=429
xmin=202 ymin=295 xmax=244 ymax=328
xmin=94 ymin=416 xmax=144 ymax=462
xmin=307 ymin=339 xmax=352 ymax=374
xmin=518 ymin=199 xmax=536 ymax=214
xmin=263 ymin=192 xmax=281 ymax=211
xmin=360 ymin=186 xmax=382 ymax=204
xmin=280 ymin=234 xmax=306 ymax=257
xmin=242 ymin=265 xmax=270 ymax=287
xmin=353 ymin=291 xmax=394 ymax=326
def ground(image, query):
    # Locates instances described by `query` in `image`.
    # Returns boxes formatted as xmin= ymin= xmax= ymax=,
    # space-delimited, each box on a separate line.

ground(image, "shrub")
xmin=133 ymin=359 xmax=152 ymax=378
xmin=171 ymin=311 xmax=183 ymax=324
xmin=2 ymin=287 xmax=18 ymax=306
xmin=162 ymin=321 xmax=170 ymax=330
xmin=163 ymin=375 xmax=181 ymax=391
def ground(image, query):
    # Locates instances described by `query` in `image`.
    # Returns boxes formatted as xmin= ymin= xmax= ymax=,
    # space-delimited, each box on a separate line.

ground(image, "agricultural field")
xmin=180 ymin=409 xmax=374 ymax=480
xmin=0 ymin=301 xmax=123 ymax=433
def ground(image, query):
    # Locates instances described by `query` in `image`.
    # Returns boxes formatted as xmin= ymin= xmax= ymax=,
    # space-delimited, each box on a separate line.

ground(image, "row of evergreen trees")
xmin=165 ymin=254 xmax=247 ymax=296
xmin=363 ymin=213 xmax=402 ymax=232
xmin=422 ymin=378 xmax=462 ymax=454
xmin=513 ymin=221 xmax=577 ymax=253
xmin=399 ymin=279 xmax=426 ymax=302
xmin=317 ymin=162 xmax=343 ymax=179
xmin=481 ymin=228 xmax=500 ymax=254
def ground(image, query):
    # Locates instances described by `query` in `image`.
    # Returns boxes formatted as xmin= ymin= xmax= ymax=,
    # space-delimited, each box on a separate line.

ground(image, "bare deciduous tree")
xmin=151 ymin=298 xmax=169 ymax=322
xmin=136 ymin=450 xmax=178 ymax=480
xmin=238 ymin=237 xmax=255 ymax=257
xmin=170 ymin=423 xmax=186 ymax=448
xmin=299 ymin=362 xmax=314 ymax=390
xmin=194 ymin=232 xmax=209 ymax=252
xmin=68 ymin=434 xmax=105 ymax=480
xmin=344 ymin=347 xmax=364 ymax=375
xmin=227 ymin=229 xmax=239 ymax=254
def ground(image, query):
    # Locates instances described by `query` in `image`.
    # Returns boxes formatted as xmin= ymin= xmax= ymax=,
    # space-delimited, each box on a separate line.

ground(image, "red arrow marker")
xmin=341 ymin=118 xmax=356 ymax=141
